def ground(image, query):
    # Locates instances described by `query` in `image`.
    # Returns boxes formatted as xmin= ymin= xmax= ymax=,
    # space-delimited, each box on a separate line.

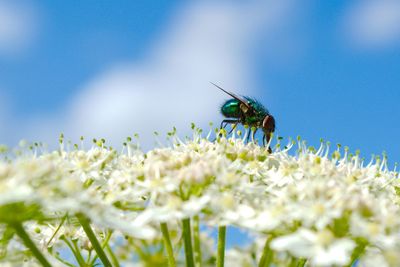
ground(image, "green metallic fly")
xmin=212 ymin=82 xmax=275 ymax=151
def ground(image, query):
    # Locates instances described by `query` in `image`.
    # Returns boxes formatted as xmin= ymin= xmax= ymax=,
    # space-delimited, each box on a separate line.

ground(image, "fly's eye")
xmin=263 ymin=116 xmax=275 ymax=131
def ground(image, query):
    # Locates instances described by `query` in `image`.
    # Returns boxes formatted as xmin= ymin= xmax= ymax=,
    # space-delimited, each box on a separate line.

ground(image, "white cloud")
xmin=342 ymin=0 xmax=400 ymax=49
xmin=0 ymin=1 xmax=39 ymax=55
xmin=60 ymin=1 xmax=298 ymax=148
xmin=9 ymin=1 xmax=301 ymax=148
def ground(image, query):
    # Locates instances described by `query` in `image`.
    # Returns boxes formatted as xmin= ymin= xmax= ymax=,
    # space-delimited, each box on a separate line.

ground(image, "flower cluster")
xmin=0 ymin=128 xmax=399 ymax=266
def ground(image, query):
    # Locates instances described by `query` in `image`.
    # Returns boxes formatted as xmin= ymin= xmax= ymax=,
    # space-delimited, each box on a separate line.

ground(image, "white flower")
xmin=358 ymin=248 xmax=389 ymax=267
xmin=271 ymin=228 xmax=356 ymax=266
xmin=1 ymin=128 xmax=400 ymax=266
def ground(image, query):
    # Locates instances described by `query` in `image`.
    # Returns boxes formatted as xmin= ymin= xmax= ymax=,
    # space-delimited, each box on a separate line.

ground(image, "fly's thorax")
xmin=244 ymin=115 xmax=263 ymax=127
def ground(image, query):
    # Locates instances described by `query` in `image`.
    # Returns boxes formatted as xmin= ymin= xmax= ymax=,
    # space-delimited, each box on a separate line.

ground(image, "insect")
xmin=212 ymin=82 xmax=275 ymax=152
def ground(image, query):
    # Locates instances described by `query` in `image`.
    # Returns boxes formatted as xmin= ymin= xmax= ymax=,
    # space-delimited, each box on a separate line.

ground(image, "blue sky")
xmin=1 ymin=0 xmax=400 ymax=166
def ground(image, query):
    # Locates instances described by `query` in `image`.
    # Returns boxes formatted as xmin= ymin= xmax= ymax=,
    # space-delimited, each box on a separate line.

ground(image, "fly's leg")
xmin=245 ymin=129 xmax=251 ymax=143
xmin=227 ymin=123 xmax=238 ymax=135
xmin=251 ymin=128 xmax=258 ymax=143
xmin=263 ymin=133 xmax=272 ymax=153
xmin=267 ymin=146 xmax=272 ymax=153
xmin=216 ymin=119 xmax=240 ymax=140
xmin=220 ymin=119 xmax=238 ymax=130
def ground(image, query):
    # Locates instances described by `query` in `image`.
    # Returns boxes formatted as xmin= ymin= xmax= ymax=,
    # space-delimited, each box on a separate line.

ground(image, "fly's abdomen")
xmin=221 ymin=99 xmax=241 ymax=118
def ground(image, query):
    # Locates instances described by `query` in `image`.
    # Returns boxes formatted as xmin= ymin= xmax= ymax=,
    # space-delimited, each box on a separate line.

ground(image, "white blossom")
xmin=271 ymin=228 xmax=356 ymax=266
xmin=0 ymin=130 xmax=399 ymax=266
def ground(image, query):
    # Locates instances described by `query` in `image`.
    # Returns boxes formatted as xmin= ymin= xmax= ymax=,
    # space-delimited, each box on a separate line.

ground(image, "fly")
xmin=212 ymin=82 xmax=275 ymax=152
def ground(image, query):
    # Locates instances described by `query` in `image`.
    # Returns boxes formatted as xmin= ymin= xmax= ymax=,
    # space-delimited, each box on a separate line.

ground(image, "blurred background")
xmin=1 ymin=0 xmax=400 ymax=164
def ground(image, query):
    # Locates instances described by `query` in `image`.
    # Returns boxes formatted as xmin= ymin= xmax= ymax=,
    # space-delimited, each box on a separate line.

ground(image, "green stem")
xmin=72 ymin=239 xmax=85 ymax=267
xmin=106 ymin=244 xmax=120 ymax=267
xmin=216 ymin=226 xmax=226 ymax=267
xmin=88 ymin=230 xmax=113 ymax=266
xmin=76 ymin=213 xmax=112 ymax=267
xmin=160 ymin=222 xmax=177 ymax=267
xmin=297 ymin=258 xmax=307 ymax=267
xmin=61 ymin=236 xmax=84 ymax=267
xmin=12 ymin=222 xmax=51 ymax=267
xmin=258 ymin=236 xmax=273 ymax=267
xmin=47 ymin=213 xmax=68 ymax=247
xmin=86 ymin=250 xmax=92 ymax=266
xmin=346 ymin=238 xmax=368 ymax=267
xmin=54 ymin=253 xmax=76 ymax=267
xmin=182 ymin=218 xmax=195 ymax=267
xmin=193 ymin=215 xmax=202 ymax=267
xmin=289 ymin=257 xmax=306 ymax=267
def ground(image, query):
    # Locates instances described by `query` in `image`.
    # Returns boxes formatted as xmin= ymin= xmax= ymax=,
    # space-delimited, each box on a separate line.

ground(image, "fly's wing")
xmin=210 ymin=82 xmax=251 ymax=109
xmin=244 ymin=97 xmax=270 ymax=116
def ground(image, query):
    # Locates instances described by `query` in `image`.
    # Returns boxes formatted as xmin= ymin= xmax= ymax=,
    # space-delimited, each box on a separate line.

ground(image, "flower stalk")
xmin=61 ymin=235 xmax=85 ymax=267
xmin=216 ymin=225 xmax=226 ymax=267
xmin=182 ymin=218 xmax=195 ymax=267
xmin=193 ymin=215 xmax=202 ymax=267
xmin=289 ymin=257 xmax=307 ymax=267
xmin=297 ymin=258 xmax=307 ymax=267
xmin=258 ymin=236 xmax=273 ymax=267
xmin=160 ymin=222 xmax=177 ymax=267
xmin=76 ymin=213 xmax=112 ymax=267
xmin=106 ymin=244 xmax=120 ymax=267
xmin=12 ymin=222 xmax=52 ymax=267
